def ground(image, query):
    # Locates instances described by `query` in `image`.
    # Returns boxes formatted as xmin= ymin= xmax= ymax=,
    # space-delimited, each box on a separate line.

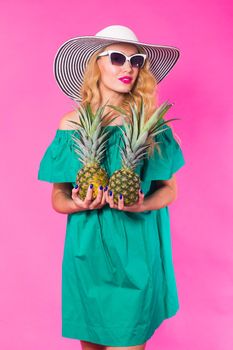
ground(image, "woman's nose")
xmin=122 ymin=60 xmax=133 ymax=71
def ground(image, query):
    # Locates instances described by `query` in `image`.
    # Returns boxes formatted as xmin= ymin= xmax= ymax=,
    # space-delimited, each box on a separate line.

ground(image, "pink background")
xmin=1 ymin=0 xmax=232 ymax=349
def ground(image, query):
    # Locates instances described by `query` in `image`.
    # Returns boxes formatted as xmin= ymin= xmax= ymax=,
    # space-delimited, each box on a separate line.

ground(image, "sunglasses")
xmin=97 ymin=50 xmax=147 ymax=68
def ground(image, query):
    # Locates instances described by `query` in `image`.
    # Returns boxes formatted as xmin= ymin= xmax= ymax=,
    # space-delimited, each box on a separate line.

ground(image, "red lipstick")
xmin=118 ymin=76 xmax=133 ymax=84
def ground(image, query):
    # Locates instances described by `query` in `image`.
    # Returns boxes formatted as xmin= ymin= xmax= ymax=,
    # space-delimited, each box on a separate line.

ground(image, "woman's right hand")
xmin=71 ymin=184 xmax=108 ymax=211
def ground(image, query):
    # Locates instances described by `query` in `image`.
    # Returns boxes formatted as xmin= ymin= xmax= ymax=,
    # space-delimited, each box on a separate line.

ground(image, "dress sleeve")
xmin=37 ymin=129 xmax=83 ymax=183
xmin=140 ymin=123 xmax=186 ymax=181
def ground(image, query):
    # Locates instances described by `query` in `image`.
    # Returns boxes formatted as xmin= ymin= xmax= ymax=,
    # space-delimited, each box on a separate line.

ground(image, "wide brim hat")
xmin=53 ymin=25 xmax=180 ymax=102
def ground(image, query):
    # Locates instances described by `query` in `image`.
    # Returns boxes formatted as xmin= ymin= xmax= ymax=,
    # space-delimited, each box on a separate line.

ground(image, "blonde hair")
xmin=75 ymin=44 xmax=181 ymax=156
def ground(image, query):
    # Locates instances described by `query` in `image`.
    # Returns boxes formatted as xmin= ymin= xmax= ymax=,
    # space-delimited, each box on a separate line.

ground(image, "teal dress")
xmin=37 ymin=123 xmax=185 ymax=347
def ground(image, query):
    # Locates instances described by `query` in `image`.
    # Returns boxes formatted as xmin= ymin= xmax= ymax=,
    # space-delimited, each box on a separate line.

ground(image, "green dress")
xmin=37 ymin=123 xmax=185 ymax=347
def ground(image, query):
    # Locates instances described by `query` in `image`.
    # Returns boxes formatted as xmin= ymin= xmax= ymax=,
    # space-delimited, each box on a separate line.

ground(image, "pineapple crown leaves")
xmin=113 ymin=95 xmax=181 ymax=137
xmin=108 ymin=95 xmax=180 ymax=139
xmin=69 ymin=99 xmax=120 ymax=132
xmin=113 ymin=143 xmax=146 ymax=171
xmin=107 ymin=95 xmax=181 ymax=170
xmin=117 ymin=127 xmax=151 ymax=170
xmin=67 ymin=100 xmax=119 ymax=165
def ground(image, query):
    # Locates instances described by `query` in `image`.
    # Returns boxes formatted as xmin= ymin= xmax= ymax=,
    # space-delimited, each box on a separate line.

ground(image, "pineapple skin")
xmin=76 ymin=163 xmax=109 ymax=200
xmin=109 ymin=168 xmax=141 ymax=206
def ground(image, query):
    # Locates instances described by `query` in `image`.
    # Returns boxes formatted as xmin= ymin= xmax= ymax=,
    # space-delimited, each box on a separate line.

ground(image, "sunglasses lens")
xmin=131 ymin=55 xmax=144 ymax=68
xmin=110 ymin=52 xmax=126 ymax=66
xmin=110 ymin=52 xmax=145 ymax=68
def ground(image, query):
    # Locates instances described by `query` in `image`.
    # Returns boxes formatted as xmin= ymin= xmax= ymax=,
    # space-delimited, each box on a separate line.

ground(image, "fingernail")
xmin=109 ymin=190 xmax=112 ymax=196
xmin=90 ymin=184 xmax=93 ymax=189
xmin=99 ymin=185 xmax=103 ymax=190
xmin=120 ymin=194 xmax=122 ymax=199
xmin=140 ymin=189 xmax=143 ymax=194
xmin=104 ymin=186 xmax=108 ymax=191
xmin=74 ymin=184 xmax=79 ymax=189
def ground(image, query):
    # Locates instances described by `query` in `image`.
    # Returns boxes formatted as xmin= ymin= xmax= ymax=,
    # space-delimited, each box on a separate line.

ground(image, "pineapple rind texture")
xmin=109 ymin=168 xmax=140 ymax=206
xmin=76 ymin=163 xmax=109 ymax=200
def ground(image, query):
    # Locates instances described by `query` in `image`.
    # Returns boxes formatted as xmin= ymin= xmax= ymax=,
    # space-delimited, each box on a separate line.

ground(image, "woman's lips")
xmin=118 ymin=77 xmax=132 ymax=84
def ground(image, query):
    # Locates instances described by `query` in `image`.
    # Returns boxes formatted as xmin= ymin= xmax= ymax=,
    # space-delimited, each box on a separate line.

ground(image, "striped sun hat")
xmin=53 ymin=24 xmax=180 ymax=101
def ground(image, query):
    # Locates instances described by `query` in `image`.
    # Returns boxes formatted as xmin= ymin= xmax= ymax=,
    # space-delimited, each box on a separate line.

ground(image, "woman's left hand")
xmin=105 ymin=189 xmax=146 ymax=212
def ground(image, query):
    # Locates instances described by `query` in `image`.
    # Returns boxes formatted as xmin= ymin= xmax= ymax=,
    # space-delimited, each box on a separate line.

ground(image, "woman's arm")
xmin=51 ymin=183 xmax=80 ymax=214
xmin=142 ymin=175 xmax=178 ymax=211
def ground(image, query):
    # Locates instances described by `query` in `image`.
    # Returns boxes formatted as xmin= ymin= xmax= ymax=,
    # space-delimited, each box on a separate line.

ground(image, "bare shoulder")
xmin=58 ymin=109 xmax=80 ymax=130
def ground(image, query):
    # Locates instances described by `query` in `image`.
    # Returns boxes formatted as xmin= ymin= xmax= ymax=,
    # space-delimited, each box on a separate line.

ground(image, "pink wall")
xmin=1 ymin=0 xmax=232 ymax=349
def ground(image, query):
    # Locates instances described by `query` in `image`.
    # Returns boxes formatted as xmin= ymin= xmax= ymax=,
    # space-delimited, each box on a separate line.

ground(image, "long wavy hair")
xmin=74 ymin=44 xmax=181 ymax=156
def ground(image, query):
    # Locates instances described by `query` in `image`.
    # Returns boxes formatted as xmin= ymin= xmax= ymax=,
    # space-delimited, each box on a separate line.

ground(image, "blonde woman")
xmin=38 ymin=25 xmax=185 ymax=350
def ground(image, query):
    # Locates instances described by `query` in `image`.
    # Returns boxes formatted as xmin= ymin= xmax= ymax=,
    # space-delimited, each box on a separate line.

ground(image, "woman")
xmin=38 ymin=25 xmax=185 ymax=350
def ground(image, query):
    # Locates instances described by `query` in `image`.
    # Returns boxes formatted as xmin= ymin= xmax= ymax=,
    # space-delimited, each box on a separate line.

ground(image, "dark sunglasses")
xmin=97 ymin=50 xmax=147 ymax=68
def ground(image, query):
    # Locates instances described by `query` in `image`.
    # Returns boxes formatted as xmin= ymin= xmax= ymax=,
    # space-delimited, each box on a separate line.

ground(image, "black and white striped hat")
xmin=53 ymin=25 xmax=180 ymax=101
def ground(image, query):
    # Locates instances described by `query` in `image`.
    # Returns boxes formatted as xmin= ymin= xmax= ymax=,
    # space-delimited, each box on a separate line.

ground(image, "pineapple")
xmin=67 ymin=101 xmax=118 ymax=200
xmin=107 ymin=96 xmax=180 ymax=206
